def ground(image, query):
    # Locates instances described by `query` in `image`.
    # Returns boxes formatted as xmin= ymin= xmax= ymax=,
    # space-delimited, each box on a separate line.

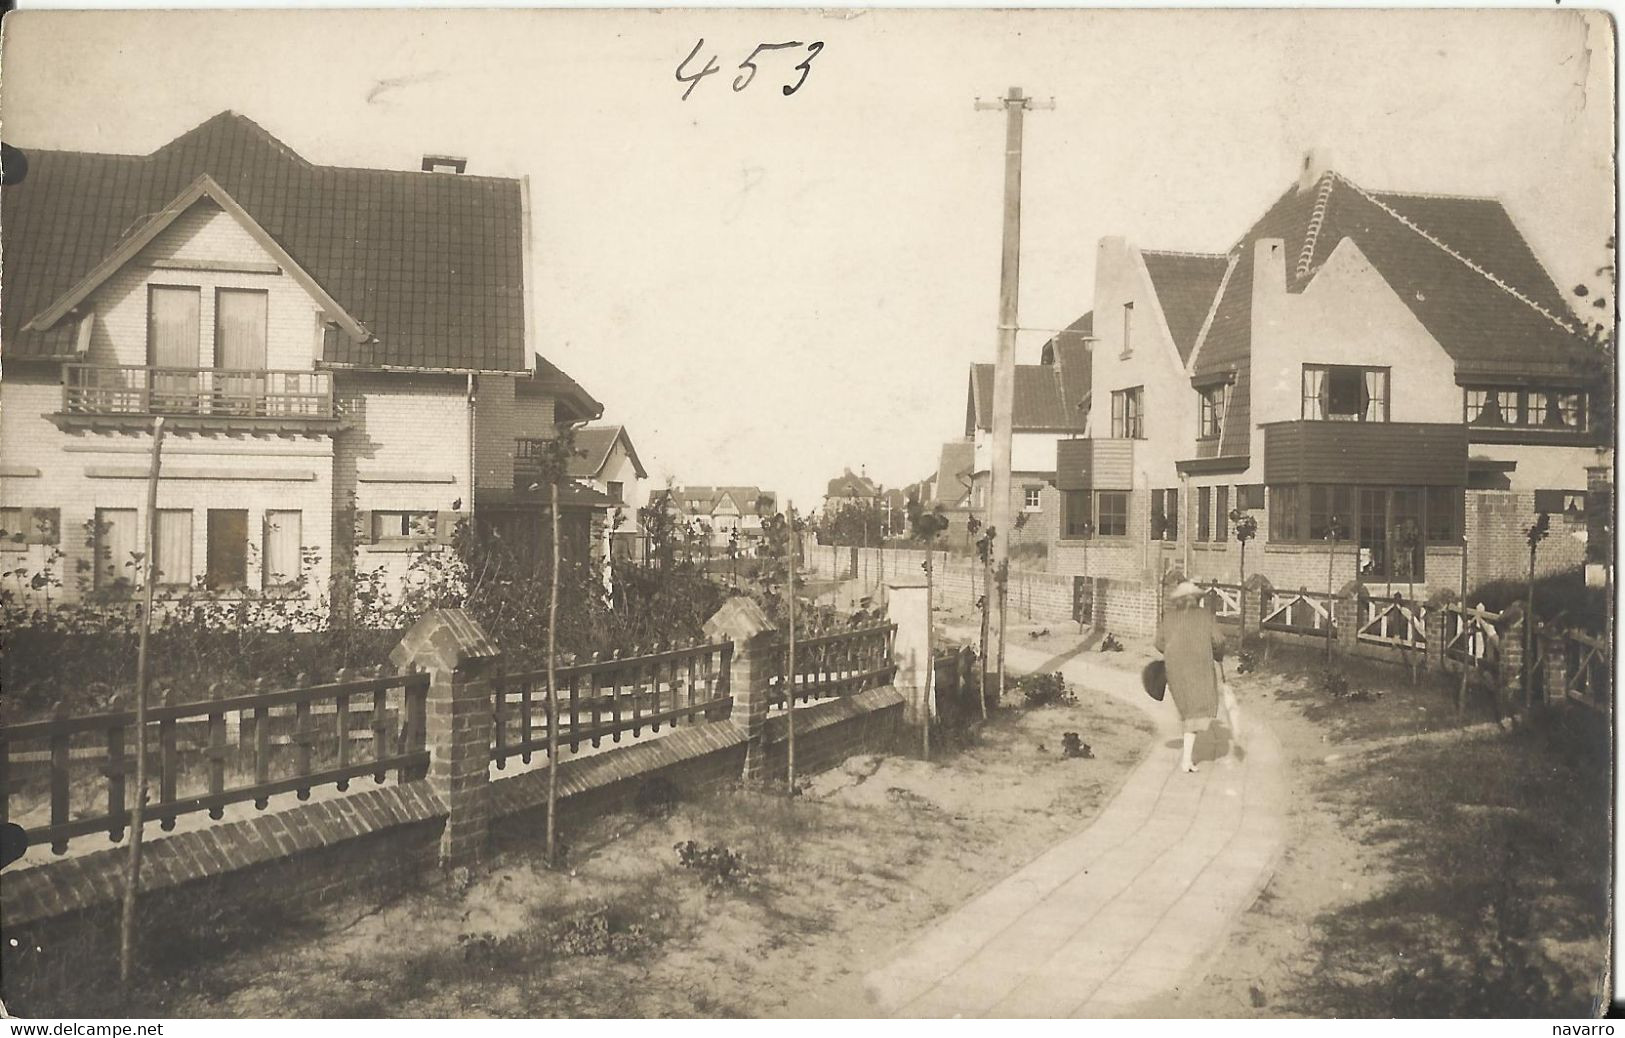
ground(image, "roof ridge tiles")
xmin=1336 ymin=174 xmax=1577 ymax=335
xmin=1295 ymin=172 xmax=1337 ymax=281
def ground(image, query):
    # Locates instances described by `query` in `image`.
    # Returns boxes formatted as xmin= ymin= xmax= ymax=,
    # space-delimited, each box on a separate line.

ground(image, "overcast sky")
xmin=1 ymin=9 xmax=1613 ymax=510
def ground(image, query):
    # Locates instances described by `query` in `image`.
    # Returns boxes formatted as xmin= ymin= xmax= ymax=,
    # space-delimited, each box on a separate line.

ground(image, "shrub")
xmin=1099 ymin=633 xmax=1124 ymax=652
xmin=674 ymin=840 xmax=750 ymax=888
xmin=1311 ymin=666 xmax=1376 ymax=702
xmin=1466 ymin=570 xmax=1605 ymax=635
xmin=551 ymin=903 xmax=656 ymax=959
xmin=1060 ymin=732 xmax=1093 ymax=759
xmin=1019 ymin=671 xmax=1076 ymax=708
xmin=1236 ymin=649 xmax=1259 ymax=675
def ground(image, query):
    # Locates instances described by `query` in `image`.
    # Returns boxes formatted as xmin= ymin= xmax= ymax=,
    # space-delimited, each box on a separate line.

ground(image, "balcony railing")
xmin=63 ymin=364 xmax=335 ymax=420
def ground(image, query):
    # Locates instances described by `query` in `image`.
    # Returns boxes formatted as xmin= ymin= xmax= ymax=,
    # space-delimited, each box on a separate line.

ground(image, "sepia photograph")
xmin=0 ymin=6 xmax=1615 ymax=1021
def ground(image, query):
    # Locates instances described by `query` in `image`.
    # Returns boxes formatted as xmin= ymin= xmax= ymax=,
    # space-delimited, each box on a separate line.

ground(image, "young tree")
xmin=1229 ymin=509 xmax=1257 ymax=587
xmin=1324 ymin=514 xmax=1344 ymax=661
xmin=1524 ymin=510 xmax=1551 ymax=710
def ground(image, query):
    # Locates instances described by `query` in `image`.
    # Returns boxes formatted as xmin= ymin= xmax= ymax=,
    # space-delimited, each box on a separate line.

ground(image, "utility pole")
xmin=976 ymin=85 xmax=1052 ymax=700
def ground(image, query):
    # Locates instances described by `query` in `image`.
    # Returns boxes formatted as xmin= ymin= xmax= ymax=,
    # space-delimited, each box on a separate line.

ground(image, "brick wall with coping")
xmin=2 ymin=676 xmax=902 ymax=1000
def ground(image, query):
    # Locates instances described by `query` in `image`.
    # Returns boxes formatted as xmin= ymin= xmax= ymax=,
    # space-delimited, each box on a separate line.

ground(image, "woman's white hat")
xmin=1168 ymin=579 xmax=1204 ymax=601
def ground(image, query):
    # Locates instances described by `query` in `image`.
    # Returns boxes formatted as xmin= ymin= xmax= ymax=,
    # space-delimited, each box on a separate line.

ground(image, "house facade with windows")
xmin=0 ymin=111 xmax=604 ymax=611
xmin=668 ymin=486 xmax=778 ymax=550
xmin=1052 ymin=150 xmax=1606 ymax=597
xmin=963 ymin=315 xmax=1092 ymax=549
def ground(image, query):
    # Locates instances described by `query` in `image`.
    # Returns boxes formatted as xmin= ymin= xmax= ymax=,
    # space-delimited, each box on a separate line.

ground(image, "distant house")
xmin=1053 ymin=149 xmax=1606 ymax=593
xmin=824 ymin=467 xmax=881 ymax=510
xmin=963 ymin=314 xmax=1093 ymax=547
xmin=565 ymin=424 xmax=647 ymax=558
xmin=669 ymin=485 xmax=778 ymax=549
xmin=0 ymin=110 xmax=611 ymax=609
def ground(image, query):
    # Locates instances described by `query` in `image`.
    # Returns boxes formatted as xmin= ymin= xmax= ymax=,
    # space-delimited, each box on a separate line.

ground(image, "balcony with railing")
xmin=56 ymin=364 xmax=340 ymax=433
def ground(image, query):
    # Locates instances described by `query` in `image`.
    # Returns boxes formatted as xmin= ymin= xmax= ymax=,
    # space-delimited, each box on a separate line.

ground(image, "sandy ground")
xmin=80 ymin=672 xmax=1155 ymax=1018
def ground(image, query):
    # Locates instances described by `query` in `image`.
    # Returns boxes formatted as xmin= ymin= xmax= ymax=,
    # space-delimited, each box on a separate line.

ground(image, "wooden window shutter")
xmin=354 ymin=509 xmax=374 ymax=545
xmin=435 ymin=511 xmax=459 ymax=543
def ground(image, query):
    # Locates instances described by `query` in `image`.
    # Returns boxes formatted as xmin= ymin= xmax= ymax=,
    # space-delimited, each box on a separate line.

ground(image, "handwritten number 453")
xmin=677 ymin=39 xmax=825 ymax=100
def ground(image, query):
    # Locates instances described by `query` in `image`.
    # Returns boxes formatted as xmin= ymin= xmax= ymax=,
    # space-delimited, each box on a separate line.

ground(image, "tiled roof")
xmin=935 ymin=441 xmax=975 ymax=506
xmin=670 ymin=485 xmax=775 ymax=516
xmin=566 ymin=424 xmax=646 ymax=480
xmin=826 ymin=469 xmax=880 ymax=500
xmin=3 ymin=111 xmax=527 ymax=370
xmin=967 ymin=360 xmax=1089 ymax=434
xmin=531 ymin=354 xmax=603 ymax=422
xmin=1140 ymin=252 xmax=1229 ymax=363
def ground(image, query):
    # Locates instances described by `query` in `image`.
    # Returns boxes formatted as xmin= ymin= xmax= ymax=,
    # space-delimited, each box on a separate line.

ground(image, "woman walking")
xmin=1154 ymin=579 xmax=1242 ymax=772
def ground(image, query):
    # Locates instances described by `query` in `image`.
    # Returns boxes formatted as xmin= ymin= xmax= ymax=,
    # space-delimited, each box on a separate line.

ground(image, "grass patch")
xmin=1286 ymin=707 xmax=1610 ymax=1016
xmin=1241 ymin=642 xmax=1498 ymax=745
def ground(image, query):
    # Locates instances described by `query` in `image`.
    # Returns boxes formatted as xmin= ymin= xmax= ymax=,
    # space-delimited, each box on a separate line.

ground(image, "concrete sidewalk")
xmin=865 ymin=641 xmax=1287 ymax=1018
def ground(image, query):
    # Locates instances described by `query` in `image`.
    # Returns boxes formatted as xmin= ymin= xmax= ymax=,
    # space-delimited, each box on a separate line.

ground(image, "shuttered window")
xmin=95 ymin=508 xmax=139 ymax=591
xmin=264 ymin=510 xmax=302 ymax=588
xmin=154 ymin=509 xmax=193 ymax=587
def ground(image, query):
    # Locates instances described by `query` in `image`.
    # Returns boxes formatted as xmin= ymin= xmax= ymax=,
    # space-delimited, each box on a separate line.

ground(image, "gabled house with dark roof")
xmin=1054 ymin=149 xmax=1606 ymax=594
xmin=0 ymin=111 xmax=606 ymax=606
xmin=962 ymin=315 xmax=1092 ymax=547
xmin=668 ymin=485 xmax=778 ymax=549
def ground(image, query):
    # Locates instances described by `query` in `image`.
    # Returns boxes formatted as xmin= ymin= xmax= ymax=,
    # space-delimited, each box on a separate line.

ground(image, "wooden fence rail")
xmin=1198 ymin=582 xmax=1243 ymax=624
xmin=1261 ymin=588 xmax=1337 ymax=636
xmin=0 ymin=670 xmax=430 ymax=855
xmin=768 ymin=622 xmax=897 ymax=710
xmin=490 ymin=640 xmax=733 ymax=767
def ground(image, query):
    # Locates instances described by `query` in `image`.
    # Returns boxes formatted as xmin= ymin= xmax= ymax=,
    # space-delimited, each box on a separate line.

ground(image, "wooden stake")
xmin=545 ymin=479 xmax=561 ymax=867
xmin=120 ymin=416 xmax=164 ymax=987
xmin=785 ymin=502 xmax=798 ymax=792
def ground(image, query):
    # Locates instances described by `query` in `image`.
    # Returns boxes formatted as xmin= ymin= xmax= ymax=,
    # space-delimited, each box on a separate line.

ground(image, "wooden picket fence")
xmin=769 ymin=621 xmax=897 ymax=710
xmin=0 ymin=669 xmax=430 ymax=855
xmin=1260 ymin=588 xmax=1337 ymax=637
xmin=489 ymin=640 xmax=733 ymax=767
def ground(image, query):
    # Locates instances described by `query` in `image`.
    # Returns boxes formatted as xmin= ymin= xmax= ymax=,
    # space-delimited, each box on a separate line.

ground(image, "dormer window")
xmin=1198 ymin=384 xmax=1226 ymax=440
xmin=1303 ymin=364 xmax=1388 ymax=422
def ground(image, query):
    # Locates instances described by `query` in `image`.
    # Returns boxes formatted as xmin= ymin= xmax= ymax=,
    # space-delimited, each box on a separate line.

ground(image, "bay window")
xmin=1466 ymin=386 xmax=1588 ymax=431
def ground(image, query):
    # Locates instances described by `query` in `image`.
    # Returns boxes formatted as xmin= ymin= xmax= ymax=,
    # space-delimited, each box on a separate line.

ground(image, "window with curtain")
xmin=1268 ymin=485 xmax=1300 ymax=543
xmin=1464 ymin=387 xmax=1587 ymax=430
xmin=1062 ymin=490 xmax=1092 ymax=539
xmin=154 ymin=509 xmax=193 ymax=587
xmin=206 ymin=509 xmax=249 ymax=589
xmin=1096 ymin=491 xmax=1129 ymax=537
xmin=214 ymin=289 xmax=269 ymax=369
xmin=95 ymin=508 xmax=139 ymax=591
xmin=1303 ymin=365 xmax=1389 ymax=422
xmin=148 ymin=286 xmax=202 ymax=412
xmin=1111 ymin=387 xmax=1144 ymax=439
xmin=1215 ymin=486 xmax=1230 ymax=541
xmin=264 ymin=510 xmax=302 ymax=588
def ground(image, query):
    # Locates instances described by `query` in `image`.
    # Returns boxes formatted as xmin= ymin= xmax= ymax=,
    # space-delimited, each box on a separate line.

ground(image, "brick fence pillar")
xmin=1498 ymin=602 xmax=1526 ymax=712
xmin=390 ymin=608 xmax=500 ymax=873
xmin=1241 ymin=573 xmax=1272 ymax=641
xmin=1332 ymin=580 xmax=1363 ymax=656
xmin=703 ymin=596 xmax=779 ymax=783
xmin=1541 ymin=631 xmax=1570 ymax=705
xmin=1424 ymin=588 xmax=1457 ymax=673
